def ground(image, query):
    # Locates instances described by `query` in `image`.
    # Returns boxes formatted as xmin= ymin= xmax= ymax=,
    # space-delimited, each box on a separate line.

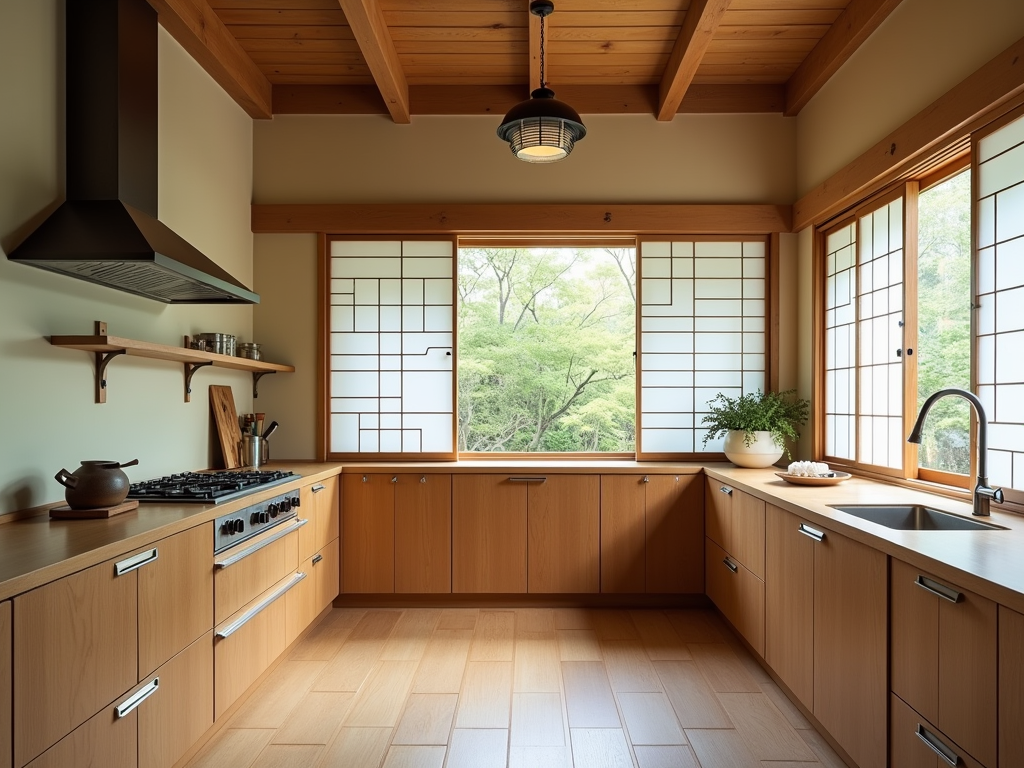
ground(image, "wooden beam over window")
xmin=337 ymin=0 xmax=410 ymax=123
xmin=656 ymin=0 xmax=732 ymax=121
xmin=784 ymin=0 xmax=904 ymax=117
xmin=271 ymin=83 xmax=784 ymax=116
xmin=251 ymin=203 xmax=792 ymax=235
xmin=147 ymin=0 xmax=272 ymax=119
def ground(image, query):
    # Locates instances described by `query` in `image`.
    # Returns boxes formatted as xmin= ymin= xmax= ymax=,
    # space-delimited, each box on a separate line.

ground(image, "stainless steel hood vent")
xmin=7 ymin=0 xmax=259 ymax=305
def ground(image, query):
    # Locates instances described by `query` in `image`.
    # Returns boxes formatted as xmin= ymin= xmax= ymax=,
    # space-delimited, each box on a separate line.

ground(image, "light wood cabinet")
xmin=528 ymin=475 xmax=600 ymax=593
xmin=814 ymin=527 xmax=887 ymax=768
xmin=891 ymin=557 xmax=997 ymax=767
xmin=315 ymin=537 xmax=341 ymax=612
xmin=139 ymin=524 xmax=213 ymax=678
xmin=704 ymin=478 xmax=764 ymax=579
xmin=891 ymin=693 xmax=985 ymax=768
xmin=646 ymin=474 xmax=703 ymax=593
xmin=0 ymin=602 xmax=9 ymax=768
xmin=24 ymin=702 xmax=136 ymax=768
xmin=138 ymin=632 xmax=213 ymax=768
xmin=395 ymin=474 xmax=452 ymax=594
xmin=214 ymin=520 xmax=300 ymax=624
xmin=705 ymin=537 xmax=764 ymax=655
xmin=13 ymin=551 xmax=140 ymax=767
xmin=453 ymin=475 xmax=527 ymax=593
xmin=311 ymin=475 xmax=340 ymax=553
xmin=764 ymin=503 xmax=814 ymax=710
xmin=287 ymin=555 xmax=319 ymax=646
xmin=342 ymin=473 xmax=396 ymax=593
xmin=1000 ymin=605 xmax=1024 ymax=768
xmin=600 ymin=475 xmax=646 ymax=593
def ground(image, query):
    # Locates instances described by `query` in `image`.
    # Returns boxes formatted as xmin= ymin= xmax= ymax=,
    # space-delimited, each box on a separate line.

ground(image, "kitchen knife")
xmin=261 ymin=420 xmax=279 ymax=440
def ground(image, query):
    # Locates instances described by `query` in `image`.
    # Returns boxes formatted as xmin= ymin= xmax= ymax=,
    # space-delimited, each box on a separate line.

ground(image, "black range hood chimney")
xmin=8 ymin=0 xmax=258 ymax=304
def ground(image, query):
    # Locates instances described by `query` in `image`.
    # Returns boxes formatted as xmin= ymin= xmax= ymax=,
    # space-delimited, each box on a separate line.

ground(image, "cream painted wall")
xmin=254 ymin=113 xmax=796 ymax=204
xmin=0 ymin=1 xmax=255 ymax=514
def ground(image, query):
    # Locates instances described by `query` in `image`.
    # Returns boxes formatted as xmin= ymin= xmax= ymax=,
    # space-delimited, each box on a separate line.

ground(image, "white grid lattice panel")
xmin=329 ymin=240 xmax=454 ymax=454
xmin=977 ymin=112 xmax=1024 ymax=491
xmin=856 ymin=198 xmax=905 ymax=470
xmin=639 ymin=240 xmax=766 ymax=453
xmin=824 ymin=223 xmax=857 ymax=460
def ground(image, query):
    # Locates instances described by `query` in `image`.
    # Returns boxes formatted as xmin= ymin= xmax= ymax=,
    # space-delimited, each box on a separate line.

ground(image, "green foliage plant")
xmin=701 ymin=389 xmax=810 ymax=459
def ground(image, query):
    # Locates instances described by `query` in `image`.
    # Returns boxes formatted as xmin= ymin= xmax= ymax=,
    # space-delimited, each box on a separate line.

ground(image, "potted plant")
xmin=701 ymin=389 xmax=810 ymax=468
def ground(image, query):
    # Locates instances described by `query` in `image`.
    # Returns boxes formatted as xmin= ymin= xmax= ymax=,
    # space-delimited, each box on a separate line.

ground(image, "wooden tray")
xmin=50 ymin=499 xmax=139 ymax=519
xmin=775 ymin=471 xmax=852 ymax=486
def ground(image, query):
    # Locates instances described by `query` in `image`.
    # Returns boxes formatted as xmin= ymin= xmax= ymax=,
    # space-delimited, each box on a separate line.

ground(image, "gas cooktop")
xmin=127 ymin=469 xmax=298 ymax=504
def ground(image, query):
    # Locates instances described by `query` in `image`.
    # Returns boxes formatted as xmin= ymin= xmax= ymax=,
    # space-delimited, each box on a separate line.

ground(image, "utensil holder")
xmin=240 ymin=434 xmax=263 ymax=469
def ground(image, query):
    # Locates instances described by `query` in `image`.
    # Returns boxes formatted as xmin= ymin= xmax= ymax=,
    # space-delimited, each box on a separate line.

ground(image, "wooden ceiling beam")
xmin=784 ymin=0 xmax=904 ymax=117
xmin=271 ymin=83 xmax=784 ymax=115
xmin=146 ymin=0 xmax=273 ymax=119
xmin=656 ymin=0 xmax=732 ymax=121
xmin=336 ymin=0 xmax=411 ymax=123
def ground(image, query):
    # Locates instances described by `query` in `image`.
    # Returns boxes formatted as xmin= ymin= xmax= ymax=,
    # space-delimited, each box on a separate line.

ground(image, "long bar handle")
xmin=509 ymin=477 xmax=547 ymax=483
xmin=114 ymin=548 xmax=159 ymax=576
xmin=312 ymin=484 xmax=326 ymax=492
xmin=915 ymin=724 xmax=961 ymax=767
xmin=915 ymin=575 xmax=963 ymax=604
xmin=215 ymin=518 xmax=308 ymax=569
xmin=723 ymin=558 xmax=739 ymax=574
xmin=215 ymin=572 xmax=307 ymax=639
xmin=719 ymin=485 xmax=733 ymax=495
xmin=115 ymin=677 xmax=159 ymax=718
xmin=798 ymin=524 xmax=825 ymax=542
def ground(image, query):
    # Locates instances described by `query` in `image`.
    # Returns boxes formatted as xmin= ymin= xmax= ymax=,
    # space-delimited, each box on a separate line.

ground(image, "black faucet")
xmin=907 ymin=388 xmax=1003 ymax=517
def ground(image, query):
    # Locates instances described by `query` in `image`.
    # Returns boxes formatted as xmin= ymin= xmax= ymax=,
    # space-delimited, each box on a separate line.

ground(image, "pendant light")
xmin=496 ymin=0 xmax=587 ymax=163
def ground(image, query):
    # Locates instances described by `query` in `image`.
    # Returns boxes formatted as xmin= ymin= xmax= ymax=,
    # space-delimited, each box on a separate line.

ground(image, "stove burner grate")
xmin=128 ymin=469 xmax=297 ymax=503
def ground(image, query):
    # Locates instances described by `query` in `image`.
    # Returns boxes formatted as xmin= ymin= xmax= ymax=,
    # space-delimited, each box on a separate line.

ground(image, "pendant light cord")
xmin=539 ymin=12 xmax=546 ymax=89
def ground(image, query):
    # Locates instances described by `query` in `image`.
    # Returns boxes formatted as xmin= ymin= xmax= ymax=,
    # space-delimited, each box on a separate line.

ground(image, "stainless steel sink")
xmin=829 ymin=504 xmax=1008 ymax=531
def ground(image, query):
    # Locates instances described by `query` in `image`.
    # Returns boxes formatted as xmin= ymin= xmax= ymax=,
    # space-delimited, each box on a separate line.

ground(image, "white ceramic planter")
xmin=723 ymin=430 xmax=784 ymax=468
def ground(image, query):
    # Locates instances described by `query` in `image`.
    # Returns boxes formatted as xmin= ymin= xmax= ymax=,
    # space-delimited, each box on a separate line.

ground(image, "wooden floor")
xmin=187 ymin=608 xmax=849 ymax=768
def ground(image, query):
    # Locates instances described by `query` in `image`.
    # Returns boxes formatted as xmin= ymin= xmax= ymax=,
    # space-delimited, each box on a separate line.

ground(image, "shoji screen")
xmin=638 ymin=239 xmax=767 ymax=458
xmin=823 ymin=221 xmax=857 ymax=461
xmin=976 ymin=111 xmax=1024 ymax=492
xmin=327 ymin=239 xmax=455 ymax=458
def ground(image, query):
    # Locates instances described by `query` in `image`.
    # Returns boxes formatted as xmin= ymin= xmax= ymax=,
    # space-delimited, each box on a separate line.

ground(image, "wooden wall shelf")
xmin=50 ymin=321 xmax=295 ymax=403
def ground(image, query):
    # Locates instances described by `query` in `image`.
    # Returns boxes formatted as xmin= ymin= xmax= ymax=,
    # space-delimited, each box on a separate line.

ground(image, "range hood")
xmin=8 ymin=0 xmax=258 ymax=304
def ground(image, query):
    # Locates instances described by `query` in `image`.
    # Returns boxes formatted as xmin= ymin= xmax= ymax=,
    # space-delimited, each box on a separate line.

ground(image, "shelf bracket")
xmin=183 ymin=362 xmax=213 ymax=403
xmin=95 ymin=350 xmax=127 ymax=404
xmin=252 ymin=371 xmax=275 ymax=399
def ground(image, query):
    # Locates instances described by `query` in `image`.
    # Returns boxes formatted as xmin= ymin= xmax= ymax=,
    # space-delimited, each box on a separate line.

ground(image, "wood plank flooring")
xmin=187 ymin=608 xmax=847 ymax=768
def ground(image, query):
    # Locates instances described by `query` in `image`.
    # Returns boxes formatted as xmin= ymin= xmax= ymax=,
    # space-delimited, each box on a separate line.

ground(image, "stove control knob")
xmin=233 ymin=518 xmax=245 ymax=534
xmin=280 ymin=499 xmax=292 ymax=514
xmin=291 ymin=496 xmax=301 ymax=508
xmin=250 ymin=512 xmax=259 ymax=526
xmin=221 ymin=521 xmax=235 ymax=536
xmin=260 ymin=511 xmax=270 ymax=524
xmin=268 ymin=503 xmax=279 ymax=518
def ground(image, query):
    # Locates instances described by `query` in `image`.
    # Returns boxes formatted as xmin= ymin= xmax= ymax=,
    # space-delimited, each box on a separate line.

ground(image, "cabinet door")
xmin=764 ymin=504 xmax=814 ymax=709
xmin=395 ymin=474 xmax=452 ymax=594
xmin=14 ymin=554 xmax=139 ymax=767
xmin=814 ymin=530 xmax=887 ymax=768
xmin=313 ymin=475 xmax=340 ymax=553
xmin=342 ymin=473 xmax=395 ymax=593
xmin=600 ymin=475 xmax=646 ymax=593
xmin=453 ymin=475 xmax=527 ymax=593
xmin=1000 ymin=605 xmax=1024 ymax=768
xmin=139 ymin=524 xmax=213 ymax=678
xmin=705 ymin=538 xmax=739 ymax=631
xmin=528 ymin=475 xmax=600 ymax=593
xmin=24 ymin=702 xmax=136 ymax=768
xmin=287 ymin=555 xmax=319 ymax=646
xmin=730 ymin=490 xmax=765 ymax=579
xmin=0 ymin=602 xmax=9 ymax=768
xmin=706 ymin=536 xmax=764 ymax=655
xmin=138 ymin=632 xmax=213 ymax=768
xmin=890 ymin=693 xmax=985 ymax=768
xmin=646 ymin=474 xmax=704 ymax=593
xmin=315 ymin=538 xmax=341 ymax=612
xmin=705 ymin=478 xmax=733 ymax=551
xmin=298 ymin=483 xmax=318 ymax=563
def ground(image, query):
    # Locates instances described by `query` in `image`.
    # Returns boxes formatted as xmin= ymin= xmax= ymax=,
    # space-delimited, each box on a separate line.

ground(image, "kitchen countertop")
xmin=0 ymin=461 xmax=343 ymax=601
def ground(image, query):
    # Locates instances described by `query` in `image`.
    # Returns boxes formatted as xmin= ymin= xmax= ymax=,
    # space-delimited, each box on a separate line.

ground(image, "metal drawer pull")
xmin=312 ymin=553 xmax=323 ymax=565
xmin=509 ymin=477 xmax=547 ymax=483
xmin=719 ymin=486 xmax=732 ymax=495
xmin=214 ymin=518 xmax=309 ymax=569
xmin=215 ymin=572 xmax=307 ymax=639
xmin=312 ymin=483 xmax=326 ymax=492
xmin=797 ymin=524 xmax=825 ymax=542
xmin=642 ymin=475 xmax=650 ymax=483
xmin=391 ymin=476 xmax=398 ymax=483
xmin=114 ymin=548 xmax=159 ymax=576
xmin=420 ymin=476 xmax=426 ymax=483
xmin=915 ymin=724 xmax=961 ymax=767
xmin=915 ymin=575 xmax=962 ymax=603
xmin=723 ymin=558 xmax=739 ymax=574
xmin=115 ymin=677 xmax=159 ymax=718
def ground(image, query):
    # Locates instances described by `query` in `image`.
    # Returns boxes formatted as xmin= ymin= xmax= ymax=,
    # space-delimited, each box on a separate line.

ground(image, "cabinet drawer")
xmin=891 ymin=693 xmax=985 ymax=768
xmin=23 ymin=694 xmax=138 ymax=768
xmin=313 ymin=476 xmax=340 ymax=553
xmin=214 ymin=520 xmax=302 ymax=625
xmin=705 ymin=478 xmax=732 ymax=551
xmin=14 ymin=552 xmax=140 ymax=767
xmin=315 ymin=538 xmax=340 ymax=613
xmin=705 ymin=537 xmax=764 ymax=656
xmin=704 ymin=479 xmax=765 ymax=579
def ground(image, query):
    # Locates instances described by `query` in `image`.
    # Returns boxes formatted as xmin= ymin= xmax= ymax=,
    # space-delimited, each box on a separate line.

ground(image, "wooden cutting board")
xmin=50 ymin=500 xmax=139 ymax=519
xmin=210 ymin=385 xmax=241 ymax=469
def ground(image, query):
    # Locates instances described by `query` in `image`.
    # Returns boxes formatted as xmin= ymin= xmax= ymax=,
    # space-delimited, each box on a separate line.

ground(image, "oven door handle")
xmin=215 ymin=572 xmax=306 ymax=639
xmin=214 ymin=517 xmax=308 ymax=569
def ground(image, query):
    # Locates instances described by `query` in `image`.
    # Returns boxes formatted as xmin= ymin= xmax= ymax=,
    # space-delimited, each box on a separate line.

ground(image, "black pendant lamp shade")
xmin=497 ymin=1 xmax=586 ymax=163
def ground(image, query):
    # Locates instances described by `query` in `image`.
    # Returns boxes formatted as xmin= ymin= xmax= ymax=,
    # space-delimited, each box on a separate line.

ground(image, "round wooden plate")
xmin=774 ymin=471 xmax=852 ymax=486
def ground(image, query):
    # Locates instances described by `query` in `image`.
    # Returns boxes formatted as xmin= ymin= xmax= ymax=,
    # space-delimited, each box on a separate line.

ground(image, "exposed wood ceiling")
xmin=150 ymin=0 xmax=905 ymax=120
